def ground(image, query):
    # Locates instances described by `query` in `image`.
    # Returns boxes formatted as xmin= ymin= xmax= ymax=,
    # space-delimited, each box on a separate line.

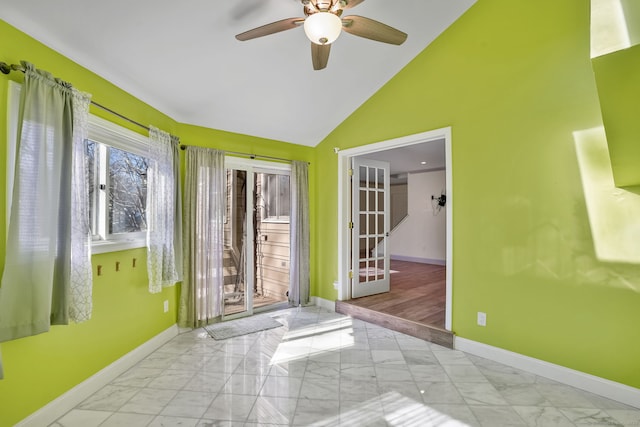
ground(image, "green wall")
xmin=0 ymin=19 xmax=313 ymax=426
xmin=315 ymin=0 xmax=640 ymax=389
xmin=0 ymin=19 xmax=180 ymax=427
xmin=3 ymin=0 xmax=640 ymax=423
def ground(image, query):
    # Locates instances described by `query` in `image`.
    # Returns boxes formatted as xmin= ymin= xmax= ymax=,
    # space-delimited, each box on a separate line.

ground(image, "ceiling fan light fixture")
xmin=304 ymin=12 xmax=342 ymax=45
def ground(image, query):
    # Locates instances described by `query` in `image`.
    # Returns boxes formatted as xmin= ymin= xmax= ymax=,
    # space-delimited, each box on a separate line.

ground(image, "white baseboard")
xmin=390 ymin=255 xmax=446 ymax=265
xmin=455 ymin=337 xmax=640 ymax=410
xmin=17 ymin=324 xmax=179 ymax=427
xmin=311 ymin=296 xmax=336 ymax=312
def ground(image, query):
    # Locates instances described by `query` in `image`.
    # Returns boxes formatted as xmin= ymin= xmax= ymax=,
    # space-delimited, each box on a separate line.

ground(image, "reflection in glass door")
xmin=223 ymin=168 xmax=250 ymax=317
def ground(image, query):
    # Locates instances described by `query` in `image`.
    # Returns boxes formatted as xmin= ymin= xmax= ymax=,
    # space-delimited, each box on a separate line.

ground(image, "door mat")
xmin=205 ymin=314 xmax=283 ymax=340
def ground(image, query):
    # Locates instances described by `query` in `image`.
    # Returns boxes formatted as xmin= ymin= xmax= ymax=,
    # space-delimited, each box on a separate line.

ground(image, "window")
xmin=6 ymin=82 xmax=151 ymax=254
xmin=86 ymin=115 xmax=151 ymax=253
xmin=261 ymin=173 xmax=290 ymax=222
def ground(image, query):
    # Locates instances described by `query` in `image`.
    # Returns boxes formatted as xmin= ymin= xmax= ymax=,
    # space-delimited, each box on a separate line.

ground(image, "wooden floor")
xmin=336 ymin=260 xmax=452 ymax=347
xmin=347 ymin=260 xmax=446 ymax=327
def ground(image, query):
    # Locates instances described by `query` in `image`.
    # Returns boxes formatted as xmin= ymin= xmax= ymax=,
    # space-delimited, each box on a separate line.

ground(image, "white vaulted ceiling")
xmin=0 ymin=0 xmax=475 ymax=146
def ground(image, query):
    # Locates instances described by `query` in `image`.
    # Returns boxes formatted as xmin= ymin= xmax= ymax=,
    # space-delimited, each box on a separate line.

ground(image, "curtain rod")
xmin=180 ymin=144 xmax=309 ymax=165
xmin=1 ymin=61 xmax=152 ymax=133
xmin=2 ymin=61 xmax=307 ymax=163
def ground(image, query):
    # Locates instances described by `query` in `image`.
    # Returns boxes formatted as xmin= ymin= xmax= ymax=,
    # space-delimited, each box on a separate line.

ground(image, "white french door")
xmin=351 ymin=157 xmax=391 ymax=298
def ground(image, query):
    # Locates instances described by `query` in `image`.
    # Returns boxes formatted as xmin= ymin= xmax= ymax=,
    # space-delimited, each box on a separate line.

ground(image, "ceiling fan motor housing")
xmin=236 ymin=0 xmax=407 ymax=70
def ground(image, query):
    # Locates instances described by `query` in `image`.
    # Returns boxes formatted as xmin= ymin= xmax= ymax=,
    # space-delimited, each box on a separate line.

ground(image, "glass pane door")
xmin=222 ymin=163 xmax=291 ymax=318
xmin=351 ymin=157 xmax=390 ymax=298
xmin=223 ymin=168 xmax=252 ymax=318
xmin=254 ymin=171 xmax=290 ymax=311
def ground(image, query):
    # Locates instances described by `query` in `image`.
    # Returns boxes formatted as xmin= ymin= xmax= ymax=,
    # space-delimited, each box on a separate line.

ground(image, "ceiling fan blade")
xmin=341 ymin=15 xmax=407 ymax=45
xmin=236 ymin=18 xmax=303 ymax=41
xmin=311 ymin=43 xmax=331 ymax=70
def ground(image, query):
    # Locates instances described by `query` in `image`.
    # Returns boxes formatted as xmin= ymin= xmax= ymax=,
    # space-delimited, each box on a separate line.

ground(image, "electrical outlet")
xmin=477 ymin=312 xmax=487 ymax=326
xmin=163 ymin=300 xmax=169 ymax=313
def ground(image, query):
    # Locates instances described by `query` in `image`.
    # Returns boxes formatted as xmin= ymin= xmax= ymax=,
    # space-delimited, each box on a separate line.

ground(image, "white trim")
xmin=91 ymin=238 xmax=146 ymax=255
xmin=444 ymin=129 xmax=453 ymax=331
xmin=455 ymin=337 xmax=640 ymax=410
xmin=88 ymin=114 xmax=149 ymax=158
xmin=390 ymin=255 xmax=446 ymax=265
xmin=225 ymin=156 xmax=292 ymax=172
xmin=311 ymin=296 xmax=336 ymax=312
xmin=16 ymin=325 xmax=179 ymax=427
xmin=336 ymin=127 xmax=453 ymax=330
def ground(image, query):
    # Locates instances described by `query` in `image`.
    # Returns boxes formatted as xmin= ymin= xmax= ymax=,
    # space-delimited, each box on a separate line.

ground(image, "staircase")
xmin=223 ymin=248 xmax=243 ymax=302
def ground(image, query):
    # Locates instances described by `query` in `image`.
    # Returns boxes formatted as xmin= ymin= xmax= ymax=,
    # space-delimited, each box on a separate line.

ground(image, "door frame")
xmin=337 ymin=127 xmax=453 ymax=331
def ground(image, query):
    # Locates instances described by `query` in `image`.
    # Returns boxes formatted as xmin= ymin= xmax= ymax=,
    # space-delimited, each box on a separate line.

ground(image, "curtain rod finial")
xmin=0 ymin=62 xmax=11 ymax=75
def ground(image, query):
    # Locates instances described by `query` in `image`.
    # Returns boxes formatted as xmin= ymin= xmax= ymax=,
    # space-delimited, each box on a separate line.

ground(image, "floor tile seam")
xmin=93 ymin=410 xmax=158 ymax=427
xmin=444 ymin=368 xmax=493 ymax=391
xmin=54 ymin=408 xmax=116 ymax=427
xmin=198 ymin=393 xmax=259 ymax=424
xmin=82 ymin=384 xmax=148 ymax=414
xmin=468 ymin=405 xmax=574 ymax=426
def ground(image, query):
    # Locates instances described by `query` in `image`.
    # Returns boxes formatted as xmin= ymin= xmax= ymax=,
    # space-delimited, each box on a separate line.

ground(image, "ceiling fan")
xmin=235 ymin=0 xmax=408 ymax=70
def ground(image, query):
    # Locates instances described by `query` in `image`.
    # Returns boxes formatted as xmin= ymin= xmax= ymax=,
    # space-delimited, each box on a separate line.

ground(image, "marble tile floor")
xmin=51 ymin=307 xmax=640 ymax=427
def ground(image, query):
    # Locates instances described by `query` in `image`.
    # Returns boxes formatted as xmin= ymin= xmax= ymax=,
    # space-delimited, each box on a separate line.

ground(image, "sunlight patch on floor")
xmin=270 ymin=317 xmax=355 ymax=364
xmin=338 ymin=392 xmax=470 ymax=426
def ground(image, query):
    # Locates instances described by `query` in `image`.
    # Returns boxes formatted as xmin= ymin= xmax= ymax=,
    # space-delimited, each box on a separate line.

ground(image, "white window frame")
xmin=6 ymin=81 xmax=150 ymax=254
xmin=259 ymin=172 xmax=291 ymax=223
xmin=87 ymin=115 xmax=150 ymax=254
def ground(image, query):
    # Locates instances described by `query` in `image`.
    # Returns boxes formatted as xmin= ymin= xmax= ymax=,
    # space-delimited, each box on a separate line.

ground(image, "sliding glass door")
xmin=222 ymin=159 xmax=291 ymax=319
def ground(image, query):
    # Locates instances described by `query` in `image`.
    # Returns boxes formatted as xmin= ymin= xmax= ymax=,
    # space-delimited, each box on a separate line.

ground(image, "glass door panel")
xmin=254 ymin=170 xmax=290 ymax=312
xmin=223 ymin=163 xmax=291 ymax=318
xmin=223 ymin=168 xmax=252 ymax=318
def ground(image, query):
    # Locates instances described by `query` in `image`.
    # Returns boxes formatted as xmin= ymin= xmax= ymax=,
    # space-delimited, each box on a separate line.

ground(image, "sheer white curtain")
xmin=147 ymin=127 xmax=181 ymax=293
xmin=179 ymin=147 xmax=225 ymax=328
xmin=289 ymin=160 xmax=310 ymax=306
xmin=171 ymin=136 xmax=183 ymax=283
xmin=0 ymin=63 xmax=92 ymax=378
xmin=69 ymin=88 xmax=93 ymax=322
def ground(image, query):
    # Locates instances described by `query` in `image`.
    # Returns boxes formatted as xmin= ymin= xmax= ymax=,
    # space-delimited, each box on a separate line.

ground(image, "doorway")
xmin=337 ymin=127 xmax=453 ymax=331
xmin=222 ymin=157 xmax=291 ymax=319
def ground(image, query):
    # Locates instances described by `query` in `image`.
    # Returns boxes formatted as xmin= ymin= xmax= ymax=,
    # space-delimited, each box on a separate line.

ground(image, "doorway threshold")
xmin=335 ymin=300 xmax=454 ymax=349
